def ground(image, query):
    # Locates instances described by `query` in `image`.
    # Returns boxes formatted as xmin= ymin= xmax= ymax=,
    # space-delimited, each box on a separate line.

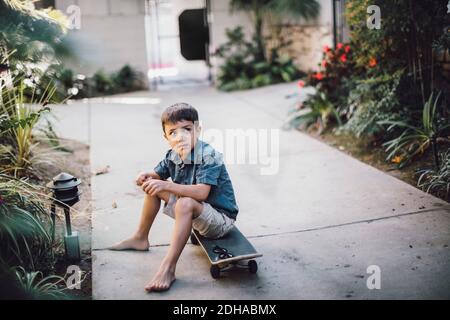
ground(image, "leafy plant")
xmin=215 ymin=26 xmax=301 ymax=91
xmin=112 ymin=65 xmax=145 ymax=93
xmin=285 ymin=91 xmax=341 ymax=134
xmin=346 ymin=0 xmax=448 ymax=105
xmin=0 ymin=0 xmax=70 ymax=63
xmin=0 ymin=0 xmax=74 ymax=103
xmin=92 ymin=70 xmax=115 ymax=95
xmin=302 ymin=42 xmax=360 ymax=118
xmin=14 ymin=266 xmax=70 ymax=300
xmin=418 ymin=148 xmax=450 ymax=201
xmin=342 ymin=70 xmax=404 ymax=138
xmin=0 ymin=175 xmax=59 ymax=272
xmin=0 ymin=79 xmax=57 ymax=177
xmin=380 ymin=91 xmax=450 ymax=168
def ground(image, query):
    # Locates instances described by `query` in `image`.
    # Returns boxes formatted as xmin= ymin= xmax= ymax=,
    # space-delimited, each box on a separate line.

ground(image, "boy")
xmin=110 ymin=102 xmax=239 ymax=292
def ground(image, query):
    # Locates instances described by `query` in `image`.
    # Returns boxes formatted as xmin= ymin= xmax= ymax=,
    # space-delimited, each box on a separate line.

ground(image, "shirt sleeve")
xmin=195 ymin=153 xmax=223 ymax=186
xmin=153 ymin=153 xmax=171 ymax=180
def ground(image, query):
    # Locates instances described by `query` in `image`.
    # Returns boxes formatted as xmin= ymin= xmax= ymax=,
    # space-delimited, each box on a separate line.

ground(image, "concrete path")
xmin=52 ymin=83 xmax=450 ymax=299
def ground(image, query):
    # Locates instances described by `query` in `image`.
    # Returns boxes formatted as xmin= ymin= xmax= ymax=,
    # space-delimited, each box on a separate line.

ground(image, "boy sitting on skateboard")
xmin=110 ymin=102 xmax=239 ymax=292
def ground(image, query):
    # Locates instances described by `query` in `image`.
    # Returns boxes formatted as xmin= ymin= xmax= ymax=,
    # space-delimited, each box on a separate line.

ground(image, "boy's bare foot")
xmin=109 ymin=237 xmax=150 ymax=251
xmin=144 ymin=265 xmax=176 ymax=292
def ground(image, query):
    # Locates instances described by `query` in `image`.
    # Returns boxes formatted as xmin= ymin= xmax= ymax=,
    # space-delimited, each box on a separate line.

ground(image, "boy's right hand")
xmin=136 ymin=172 xmax=152 ymax=186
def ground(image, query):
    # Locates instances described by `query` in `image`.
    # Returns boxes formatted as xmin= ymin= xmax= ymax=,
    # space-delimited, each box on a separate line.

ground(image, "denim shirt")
xmin=153 ymin=140 xmax=239 ymax=220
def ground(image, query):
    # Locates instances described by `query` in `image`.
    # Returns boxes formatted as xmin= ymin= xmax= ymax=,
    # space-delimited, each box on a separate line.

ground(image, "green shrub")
xmin=49 ymin=65 xmax=145 ymax=99
xmin=379 ymin=91 xmax=450 ymax=168
xmin=418 ymin=148 xmax=450 ymax=201
xmin=0 ymin=175 xmax=58 ymax=273
xmin=215 ymin=26 xmax=302 ymax=91
xmin=304 ymin=43 xmax=358 ymax=103
xmin=0 ymin=79 xmax=56 ymax=177
xmin=14 ymin=266 xmax=70 ymax=300
xmin=112 ymin=65 xmax=145 ymax=93
xmin=346 ymin=0 xmax=448 ymax=106
xmin=285 ymin=91 xmax=341 ymax=133
xmin=92 ymin=70 xmax=115 ymax=95
xmin=342 ymin=70 xmax=404 ymax=138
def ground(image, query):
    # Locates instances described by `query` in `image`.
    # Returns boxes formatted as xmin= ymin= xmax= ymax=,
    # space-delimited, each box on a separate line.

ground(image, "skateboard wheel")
xmin=210 ymin=265 xmax=221 ymax=279
xmin=248 ymin=260 xmax=258 ymax=274
xmin=190 ymin=233 xmax=199 ymax=245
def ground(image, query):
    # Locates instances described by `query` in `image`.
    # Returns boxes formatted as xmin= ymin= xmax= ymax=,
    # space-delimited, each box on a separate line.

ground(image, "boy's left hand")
xmin=142 ymin=179 xmax=167 ymax=196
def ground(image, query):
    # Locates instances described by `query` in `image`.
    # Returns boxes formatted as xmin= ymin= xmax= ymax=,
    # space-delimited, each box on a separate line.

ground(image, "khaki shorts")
xmin=163 ymin=194 xmax=235 ymax=239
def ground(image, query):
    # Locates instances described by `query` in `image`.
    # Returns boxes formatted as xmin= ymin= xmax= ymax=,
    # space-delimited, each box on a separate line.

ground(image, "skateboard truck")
xmin=210 ymin=259 xmax=258 ymax=279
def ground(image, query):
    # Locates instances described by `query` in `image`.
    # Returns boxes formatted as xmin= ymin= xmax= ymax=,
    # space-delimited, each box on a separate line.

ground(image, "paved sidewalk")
xmin=53 ymin=83 xmax=450 ymax=299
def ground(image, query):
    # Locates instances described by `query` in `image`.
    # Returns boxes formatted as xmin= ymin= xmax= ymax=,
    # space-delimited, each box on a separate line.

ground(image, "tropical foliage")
xmin=0 ymin=0 xmax=76 ymax=299
xmin=216 ymin=0 xmax=319 ymax=91
xmin=287 ymin=0 xmax=450 ymax=201
xmin=215 ymin=27 xmax=301 ymax=91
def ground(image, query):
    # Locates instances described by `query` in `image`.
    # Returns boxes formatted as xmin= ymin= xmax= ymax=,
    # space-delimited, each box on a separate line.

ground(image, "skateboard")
xmin=190 ymin=226 xmax=262 ymax=279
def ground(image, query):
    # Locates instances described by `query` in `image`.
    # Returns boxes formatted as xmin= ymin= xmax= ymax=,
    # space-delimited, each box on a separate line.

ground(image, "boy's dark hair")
xmin=161 ymin=102 xmax=199 ymax=133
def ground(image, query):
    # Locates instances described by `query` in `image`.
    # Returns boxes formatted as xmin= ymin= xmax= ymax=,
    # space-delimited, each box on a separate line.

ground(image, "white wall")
xmin=56 ymin=0 xmax=148 ymax=79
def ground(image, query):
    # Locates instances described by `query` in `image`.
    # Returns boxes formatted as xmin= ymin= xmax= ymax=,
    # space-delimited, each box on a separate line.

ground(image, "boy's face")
xmin=163 ymin=120 xmax=200 ymax=159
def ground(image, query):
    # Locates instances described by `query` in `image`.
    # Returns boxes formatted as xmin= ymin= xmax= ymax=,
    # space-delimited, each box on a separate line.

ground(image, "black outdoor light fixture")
xmin=46 ymin=172 xmax=82 ymax=261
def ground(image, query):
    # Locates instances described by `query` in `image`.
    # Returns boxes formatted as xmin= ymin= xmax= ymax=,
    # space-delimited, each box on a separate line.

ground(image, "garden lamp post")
xmin=46 ymin=172 xmax=82 ymax=261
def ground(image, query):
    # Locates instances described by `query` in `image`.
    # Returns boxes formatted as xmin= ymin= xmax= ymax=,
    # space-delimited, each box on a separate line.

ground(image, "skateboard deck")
xmin=191 ymin=226 xmax=262 ymax=266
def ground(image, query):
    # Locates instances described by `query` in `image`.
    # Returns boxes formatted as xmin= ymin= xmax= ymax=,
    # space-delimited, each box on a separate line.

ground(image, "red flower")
xmin=340 ymin=54 xmax=347 ymax=63
xmin=337 ymin=43 xmax=344 ymax=49
xmin=321 ymin=59 xmax=328 ymax=68
xmin=345 ymin=45 xmax=351 ymax=53
xmin=313 ymin=72 xmax=324 ymax=81
xmin=369 ymin=57 xmax=377 ymax=67
xmin=297 ymin=80 xmax=305 ymax=88
xmin=323 ymin=45 xmax=331 ymax=53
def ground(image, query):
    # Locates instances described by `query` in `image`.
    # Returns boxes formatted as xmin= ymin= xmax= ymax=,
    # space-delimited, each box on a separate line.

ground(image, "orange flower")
xmin=391 ymin=155 xmax=403 ymax=164
xmin=369 ymin=57 xmax=377 ymax=67
xmin=340 ymin=54 xmax=347 ymax=63
xmin=314 ymin=72 xmax=324 ymax=81
xmin=297 ymin=80 xmax=305 ymax=88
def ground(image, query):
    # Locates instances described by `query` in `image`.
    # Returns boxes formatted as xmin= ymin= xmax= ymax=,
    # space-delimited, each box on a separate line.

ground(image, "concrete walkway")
xmin=53 ymin=83 xmax=450 ymax=299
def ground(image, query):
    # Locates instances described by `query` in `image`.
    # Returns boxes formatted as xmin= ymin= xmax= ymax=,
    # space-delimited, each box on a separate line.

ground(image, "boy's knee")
xmin=175 ymin=197 xmax=203 ymax=220
xmin=175 ymin=197 xmax=196 ymax=215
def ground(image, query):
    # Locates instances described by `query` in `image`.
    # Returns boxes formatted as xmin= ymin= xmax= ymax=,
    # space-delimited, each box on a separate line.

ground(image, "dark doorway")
xmin=179 ymin=8 xmax=209 ymax=61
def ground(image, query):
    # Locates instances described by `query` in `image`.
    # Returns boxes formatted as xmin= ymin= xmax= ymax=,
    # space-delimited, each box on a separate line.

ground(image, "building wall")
xmin=55 ymin=0 xmax=148 ymax=79
xmin=284 ymin=0 xmax=334 ymax=72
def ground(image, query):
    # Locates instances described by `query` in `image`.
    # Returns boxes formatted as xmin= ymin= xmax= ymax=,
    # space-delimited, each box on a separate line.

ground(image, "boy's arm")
xmin=165 ymin=182 xmax=211 ymax=202
xmin=142 ymin=179 xmax=211 ymax=202
xmin=135 ymin=171 xmax=162 ymax=187
xmin=148 ymin=171 xmax=162 ymax=180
